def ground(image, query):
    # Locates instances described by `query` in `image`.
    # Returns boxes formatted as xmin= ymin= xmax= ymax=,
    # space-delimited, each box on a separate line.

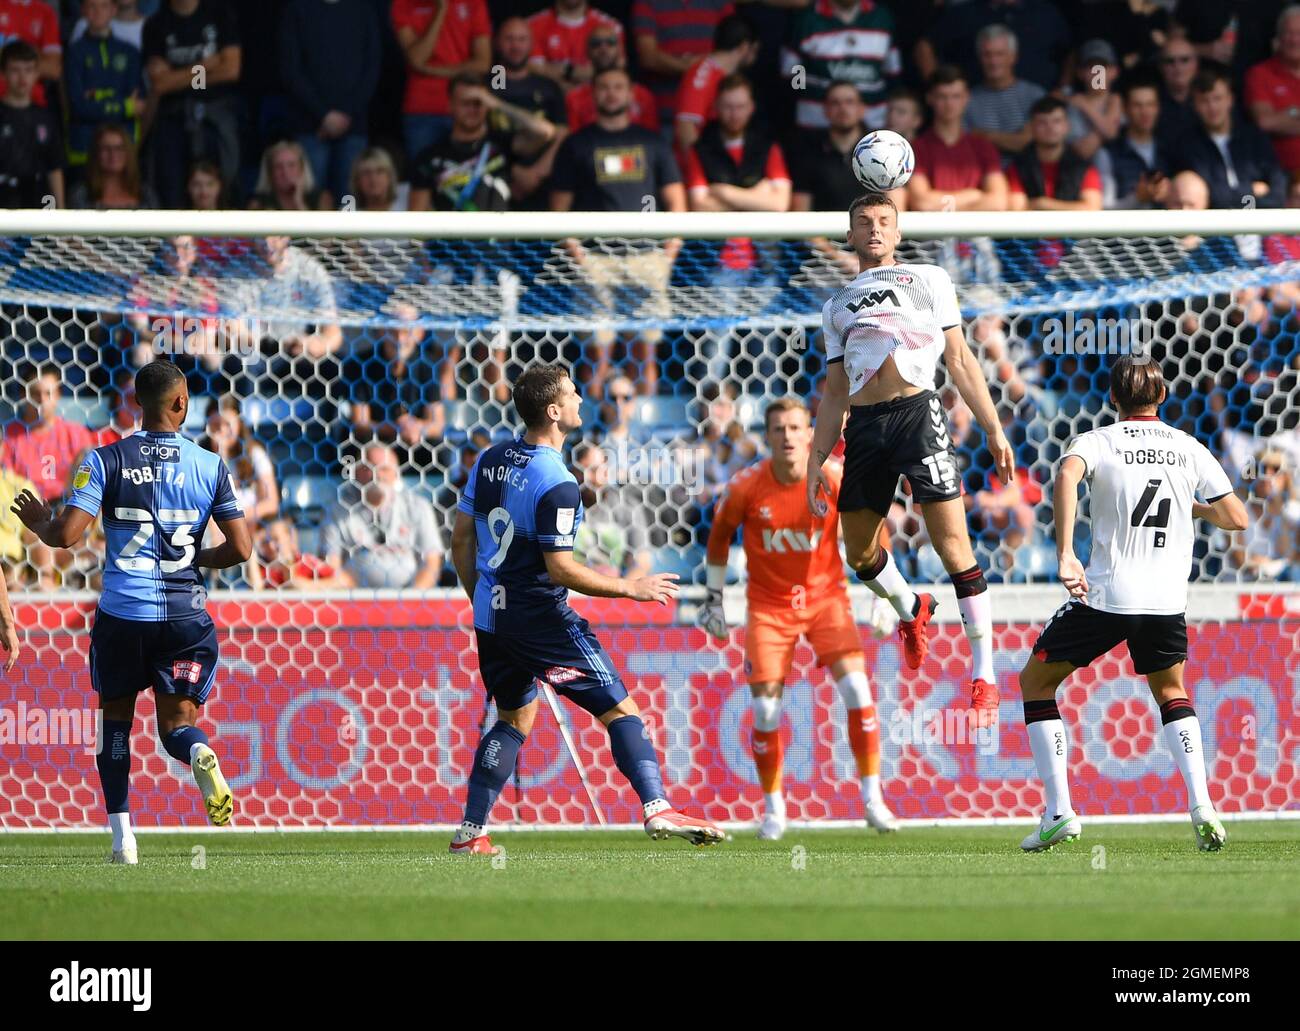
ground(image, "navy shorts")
xmin=475 ymin=619 xmax=629 ymax=717
xmin=89 ymin=609 xmax=220 ymax=704
xmin=1032 ymin=600 xmax=1188 ymax=675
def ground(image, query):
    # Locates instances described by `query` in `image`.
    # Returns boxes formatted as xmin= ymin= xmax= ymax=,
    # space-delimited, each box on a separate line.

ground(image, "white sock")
xmin=834 ymin=670 xmax=873 ymax=709
xmin=109 ymin=811 xmax=135 ymax=852
xmin=957 ymin=589 xmax=996 ymax=682
xmin=862 ymin=774 xmax=882 ymax=807
xmin=189 ymin=741 xmax=205 ymax=764
xmin=643 ymin=798 xmax=671 ymax=819
xmin=751 ymin=694 xmax=781 ymax=733
xmin=1027 ymin=719 xmax=1073 ymax=817
xmin=860 ymin=550 xmax=917 ymax=621
xmin=764 ymin=792 xmax=786 ymax=822
xmin=454 ymin=820 xmax=484 ymax=843
xmin=1163 ymin=715 xmax=1213 ymax=810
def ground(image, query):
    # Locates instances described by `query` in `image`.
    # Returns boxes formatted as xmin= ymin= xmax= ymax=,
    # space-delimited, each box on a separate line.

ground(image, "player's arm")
xmin=196 ymin=515 xmax=252 ymax=569
xmin=10 ymin=489 xmax=95 ymax=550
xmin=1193 ymin=493 xmax=1249 ymax=530
xmin=699 ymin=482 xmax=745 ymax=641
xmin=943 ymin=324 xmax=1014 ymax=484
xmin=450 ymin=510 xmax=478 ymax=597
xmin=809 ymin=354 xmax=848 ymax=518
xmin=0 ymin=574 xmax=19 ymax=673
xmin=1053 ymin=455 xmax=1088 ymax=597
xmin=543 ymin=550 xmax=678 ymax=604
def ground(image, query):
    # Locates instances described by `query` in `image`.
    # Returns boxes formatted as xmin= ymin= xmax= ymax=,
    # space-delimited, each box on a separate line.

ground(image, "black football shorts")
xmin=1032 ymin=599 xmax=1189 ymax=675
xmin=839 ymin=389 xmax=961 ymax=515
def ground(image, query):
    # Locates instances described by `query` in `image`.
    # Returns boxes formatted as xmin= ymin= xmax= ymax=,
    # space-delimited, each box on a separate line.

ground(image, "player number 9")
xmin=486 ymin=506 xmax=515 ymax=569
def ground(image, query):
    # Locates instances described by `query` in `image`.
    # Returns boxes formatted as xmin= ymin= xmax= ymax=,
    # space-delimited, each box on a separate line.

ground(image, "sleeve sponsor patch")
xmin=555 ymin=507 xmax=575 ymax=535
xmin=72 ymin=466 xmax=91 ymax=490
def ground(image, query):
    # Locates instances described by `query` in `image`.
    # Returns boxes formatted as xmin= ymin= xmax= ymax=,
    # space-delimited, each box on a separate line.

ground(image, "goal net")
xmin=1 ymin=210 xmax=1296 ymax=829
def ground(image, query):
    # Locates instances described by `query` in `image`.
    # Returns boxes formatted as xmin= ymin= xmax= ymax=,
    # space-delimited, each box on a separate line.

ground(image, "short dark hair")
xmin=1119 ymin=74 xmax=1162 ymax=103
xmin=512 ymin=363 xmax=572 ymax=429
xmin=449 ymin=71 xmax=485 ymax=98
xmin=26 ymin=362 xmax=60 ymax=384
xmin=825 ymin=79 xmax=863 ymax=102
xmin=849 ymin=192 xmax=899 ymax=221
xmin=135 ymin=360 xmax=187 ymax=414
xmin=592 ymin=65 xmax=631 ymax=88
xmin=1109 ymin=355 xmax=1166 ymax=412
xmin=713 ymin=12 xmax=755 ymax=51
xmin=1 ymin=40 xmax=38 ymax=68
xmin=716 ymin=72 xmax=752 ymax=99
xmin=927 ymin=64 xmax=968 ymax=91
xmin=1029 ymin=95 xmax=1069 ymax=118
xmin=1191 ymin=61 xmax=1232 ymax=95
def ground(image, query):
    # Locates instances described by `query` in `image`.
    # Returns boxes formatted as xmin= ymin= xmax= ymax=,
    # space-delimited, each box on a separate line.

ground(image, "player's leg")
xmin=748 ymin=681 xmax=787 ymax=839
xmin=451 ymin=630 xmax=539 ymax=855
xmin=99 ymin=694 xmax=138 ymax=864
xmin=826 ymin=654 xmax=898 ymax=831
xmin=151 ymin=613 xmax=230 ymax=826
xmin=1134 ymin=615 xmax=1224 ymax=850
xmin=841 ymin=504 xmax=937 ymax=670
xmin=89 ymin=610 xmax=147 ymax=864
xmin=920 ymin=496 xmax=997 ymax=712
xmin=1016 ymin=600 xmax=1124 ymax=851
xmin=593 ymin=695 xmax=722 ymax=846
xmin=744 ymin=608 xmax=798 ymax=839
xmin=1017 ymin=654 xmax=1081 ymax=851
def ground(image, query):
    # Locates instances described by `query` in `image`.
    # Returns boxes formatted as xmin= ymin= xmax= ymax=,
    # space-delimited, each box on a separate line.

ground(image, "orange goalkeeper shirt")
xmin=707 ymin=458 xmax=849 ymax=611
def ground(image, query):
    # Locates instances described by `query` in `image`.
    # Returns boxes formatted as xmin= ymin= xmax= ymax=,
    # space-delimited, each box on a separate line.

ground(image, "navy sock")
xmin=607 ymin=715 xmax=666 ymax=806
xmin=464 ymin=721 xmax=526 ymax=827
xmin=161 ymin=724 xmax=209 ymax=765
xmin=97 ymin=719 xmax=133 ymax=814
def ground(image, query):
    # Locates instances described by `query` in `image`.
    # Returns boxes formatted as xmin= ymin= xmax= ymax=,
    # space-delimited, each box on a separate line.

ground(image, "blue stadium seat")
xmin=281 ymin=475 xmax=342 ymax=527
xmin=57 ymin=397 xmax=110 ymax=429
xmin=184 ymin=395 xmax=209 ymax=435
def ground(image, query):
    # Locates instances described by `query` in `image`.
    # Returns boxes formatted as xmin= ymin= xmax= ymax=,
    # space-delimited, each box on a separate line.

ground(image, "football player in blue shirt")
xmin=449 ymin=363 xmax=725 ymax=853
xmin=12 ymin=361 xmax=252 ymax=864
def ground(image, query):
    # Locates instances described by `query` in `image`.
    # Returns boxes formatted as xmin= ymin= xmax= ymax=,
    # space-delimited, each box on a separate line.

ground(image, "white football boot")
xmin=1191 ymin=805 xmax=1227 ymax=852
xmin=866 ymin=801 xmax=900 ymax=833
xmin=108 ymin=846 xmax=138 ymax=865
xmin=1020 ymin=812 xmax=1082 ymax=852
xmin=757 ymin=813 xmax=787 ymax=841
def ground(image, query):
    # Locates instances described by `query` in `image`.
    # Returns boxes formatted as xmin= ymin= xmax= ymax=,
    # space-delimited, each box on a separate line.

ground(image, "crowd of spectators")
xmin=5 ymin=0 xmax=1300 ymax=592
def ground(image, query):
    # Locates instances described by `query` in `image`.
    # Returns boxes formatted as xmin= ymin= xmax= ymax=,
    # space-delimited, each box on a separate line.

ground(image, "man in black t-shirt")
xmin=550 ymin=66 xmax=685 ymax=396
xmin=141 ymin=0 xmax=241 ymax=207
xmin=0 ymin=42 xmax=63 ymax=208
xmin=409 ymin=72 xmax=559 ymax=211
xmin=491 ymin=17 xmax=569 ymax=211
xmin=791 ymin=80 xmax=871 ymax=279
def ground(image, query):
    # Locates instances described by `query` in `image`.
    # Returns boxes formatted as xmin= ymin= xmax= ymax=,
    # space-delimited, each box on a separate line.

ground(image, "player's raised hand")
xmin=991 ymin=431 xmax=1015 ymax=489
xmin=627 ymin=572 xmax=680 ymax=606
xmin=1058 ymin=553 xmax=1088 ymax=598
xmin=697 ymin=589 xmax=728 ymax=641
xmin=807 ymin=463 xmax=831 ymax=518
xmin=10 ymin=489 xmax=51 ymax=531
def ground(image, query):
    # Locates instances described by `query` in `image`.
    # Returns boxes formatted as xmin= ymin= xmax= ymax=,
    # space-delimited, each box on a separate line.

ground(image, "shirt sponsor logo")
xmin=138 ymin=442 xmax=180 ymax=461
xmin=595 ymin=145 xmax=647 ymax=182
xmin=545 ymin=665 xmax=583 ymax=684
xmin=172 ymin=661 xmax=202 ymax=684
xmin=555 ymin=507 xmax=575 ymax=534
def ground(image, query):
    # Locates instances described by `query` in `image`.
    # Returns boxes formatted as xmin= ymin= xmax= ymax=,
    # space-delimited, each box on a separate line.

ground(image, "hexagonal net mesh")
xmin=1 ymin=226 xmax=1296 ymax=829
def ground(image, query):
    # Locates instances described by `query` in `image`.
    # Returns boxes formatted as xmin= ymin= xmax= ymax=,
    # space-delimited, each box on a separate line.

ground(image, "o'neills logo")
xmin=50 ymin=963 xmax=151 ymax=1011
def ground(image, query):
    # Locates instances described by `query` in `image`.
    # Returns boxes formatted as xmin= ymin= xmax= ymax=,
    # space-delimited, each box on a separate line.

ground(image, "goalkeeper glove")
xmin=697 ymin=589 xmax=728 ymax=642
xmin=866 ymin=596 xmax=900 ymax=639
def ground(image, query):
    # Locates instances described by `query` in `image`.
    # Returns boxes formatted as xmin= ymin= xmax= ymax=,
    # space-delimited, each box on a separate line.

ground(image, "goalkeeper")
xmin=700 ymin=398 xmax=899 ymax=840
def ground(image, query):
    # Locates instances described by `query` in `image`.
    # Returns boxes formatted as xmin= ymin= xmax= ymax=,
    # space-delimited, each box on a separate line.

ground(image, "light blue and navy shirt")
xmin=458 ymin=437 xmax=583 ymax=634
xmin=65 ymin=430 xmax=243 ymax=622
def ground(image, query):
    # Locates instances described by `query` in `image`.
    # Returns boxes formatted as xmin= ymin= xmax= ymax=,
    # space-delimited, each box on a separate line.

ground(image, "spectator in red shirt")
xmin=3 ymin=365 xmax=95 ymax=504
xmin=566 ymin=25 xmax=659 ymax=132
xmin=527 ymin=0 xmax=622 ymax=88
xmin=1007 ymin=96 xmax=1103 ymax=211
xmin=673 ymin=13 xmax=757 ymax=152
xmin=1246 ymin=7 xmax=1300 ymax=177
xmin=633 ymin=0 xmax=734 ymax=125
xmin=0 ymin=0 xmax=61 ymax=106
xmin=908 ymin=66 xmax=1007 ymax=212
xmin=392 ymin=0 xmax=491 ymax=162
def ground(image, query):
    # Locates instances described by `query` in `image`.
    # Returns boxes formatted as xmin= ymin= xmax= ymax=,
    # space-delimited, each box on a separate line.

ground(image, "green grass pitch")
xmin=3 ymin=823 xmax=1298 ymax=940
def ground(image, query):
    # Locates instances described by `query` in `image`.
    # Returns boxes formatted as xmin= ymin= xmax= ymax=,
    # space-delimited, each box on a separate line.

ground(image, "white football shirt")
xmin=1064 ymin=418 xmax=1234 ymax=615
xmin=821 ymin=262 xmax=962 ymax=394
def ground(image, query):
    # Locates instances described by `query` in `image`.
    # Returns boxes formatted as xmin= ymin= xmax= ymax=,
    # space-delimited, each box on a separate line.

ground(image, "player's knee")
xmin=498 ymin=704 xmax=537 ymax=737
xmin=1018 ymin=662 xmax=1058 ymax=701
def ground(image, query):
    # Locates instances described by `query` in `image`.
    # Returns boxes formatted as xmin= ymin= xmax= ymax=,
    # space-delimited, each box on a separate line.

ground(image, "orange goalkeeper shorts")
xmin=743 ymin=592 xmax=862 ymax=685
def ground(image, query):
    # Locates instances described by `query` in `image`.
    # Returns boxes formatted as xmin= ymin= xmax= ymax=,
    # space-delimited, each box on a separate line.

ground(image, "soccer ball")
xmin=852 ymin=130 xmax=914 ymax=192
